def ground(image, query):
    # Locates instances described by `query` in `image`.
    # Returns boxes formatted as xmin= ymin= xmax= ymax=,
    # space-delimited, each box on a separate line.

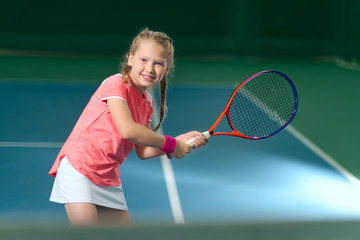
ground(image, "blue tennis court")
xmin=1 ymin=80 xmax=360 ymax=226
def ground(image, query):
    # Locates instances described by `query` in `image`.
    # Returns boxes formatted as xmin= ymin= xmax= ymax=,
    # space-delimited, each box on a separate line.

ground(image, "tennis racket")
xmin=186 ymin=70 xmax=298 ymax=147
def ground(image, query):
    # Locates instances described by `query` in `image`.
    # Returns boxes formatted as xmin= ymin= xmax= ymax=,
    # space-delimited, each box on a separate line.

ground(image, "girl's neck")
xmin=128 ymin=78 xmax=146 ymax=97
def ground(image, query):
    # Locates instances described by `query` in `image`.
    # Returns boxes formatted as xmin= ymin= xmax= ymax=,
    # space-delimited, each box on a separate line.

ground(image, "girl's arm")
xmin=134 ymin=122 xmax=167 ymax=159
xmin=134 ymin=123 xmax=207 ymax=159
xmin=108 ymin=98 xmax=191 ymax=159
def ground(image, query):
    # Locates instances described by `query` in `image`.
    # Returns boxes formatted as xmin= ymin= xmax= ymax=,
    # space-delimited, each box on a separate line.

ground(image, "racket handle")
xmin=186 ymin=131 xmax=210 ymax=148
xmin=167 ymin=131 xmax=210 ymax=159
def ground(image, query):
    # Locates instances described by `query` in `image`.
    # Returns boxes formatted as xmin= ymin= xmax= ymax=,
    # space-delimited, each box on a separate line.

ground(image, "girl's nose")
xmin=145 ymin=62 xmax=155 ymax=73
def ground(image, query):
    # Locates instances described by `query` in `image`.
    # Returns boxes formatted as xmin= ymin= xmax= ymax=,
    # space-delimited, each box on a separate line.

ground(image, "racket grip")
xmin=186 ymin=131 xmax=210 ymax=148
xmin=167 ymin=131 xmax=210 ymax=159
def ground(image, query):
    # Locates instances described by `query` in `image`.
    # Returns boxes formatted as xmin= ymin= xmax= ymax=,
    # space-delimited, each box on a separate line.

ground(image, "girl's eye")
xmin=141 ymin=58 xmax=147 ymax=62
xmin=155 ymin=62 xmax=164 ymax=66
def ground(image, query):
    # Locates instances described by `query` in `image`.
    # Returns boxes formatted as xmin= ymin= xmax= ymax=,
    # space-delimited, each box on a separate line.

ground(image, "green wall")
xmin=0 ymin=0 xmax=359 ymax=60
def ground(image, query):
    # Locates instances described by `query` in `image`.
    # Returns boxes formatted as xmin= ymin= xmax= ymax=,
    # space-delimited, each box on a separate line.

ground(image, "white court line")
xmin=150 ymin=87 xmax=185 ymax=225
xmin=0 ymin=142 xmax=63 ymax=148
xmin=159 ymin=155 xmax=185 ymax=224
xmin=286 ymin=125 xmax=360 ymax=186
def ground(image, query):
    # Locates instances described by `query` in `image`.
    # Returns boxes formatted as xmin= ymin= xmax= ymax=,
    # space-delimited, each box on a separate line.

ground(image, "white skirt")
xmin=49 ymin=157 xmax=128 ymax=210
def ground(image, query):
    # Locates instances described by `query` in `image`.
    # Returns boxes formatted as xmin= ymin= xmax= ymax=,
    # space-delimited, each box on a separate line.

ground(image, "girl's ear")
xmin=164 ymin=67 xmax=170 ymax=76
xmin=127 ymin=54 xmax=134 ymax=66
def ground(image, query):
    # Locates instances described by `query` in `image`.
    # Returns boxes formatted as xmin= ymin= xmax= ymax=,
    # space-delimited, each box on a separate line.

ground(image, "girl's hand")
xmin=170 ymin=131 xmax=209 ymax=159
xmin=176 ymin=131 xmax=209 ymax=149
xmin=171 ymin=139 xmax=191 ymax=159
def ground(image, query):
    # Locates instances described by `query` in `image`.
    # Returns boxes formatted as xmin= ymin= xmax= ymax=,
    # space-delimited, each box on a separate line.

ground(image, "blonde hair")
xmin=121 ymin=28 xmax=175 ymax=131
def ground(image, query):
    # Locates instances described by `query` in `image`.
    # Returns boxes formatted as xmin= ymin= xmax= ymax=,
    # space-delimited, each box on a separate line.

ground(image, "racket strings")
xmin=229 ymin=72 xmax=296 ymax=138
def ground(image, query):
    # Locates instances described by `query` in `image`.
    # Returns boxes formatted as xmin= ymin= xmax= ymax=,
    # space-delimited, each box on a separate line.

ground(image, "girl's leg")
xmin=96 ymin=205 xmax=131 ymax=225
xmin=64 ymin=203 xmax=98 ymax=226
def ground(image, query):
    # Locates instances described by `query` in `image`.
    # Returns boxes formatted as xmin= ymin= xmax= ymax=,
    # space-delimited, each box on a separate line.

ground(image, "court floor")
xmin=1 ymin=81 xmax=360 ymax=225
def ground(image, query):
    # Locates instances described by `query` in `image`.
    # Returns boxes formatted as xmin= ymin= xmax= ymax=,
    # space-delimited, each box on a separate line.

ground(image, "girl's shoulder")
xmin=101 ymin=73 xmax=125 ymax=85
xmin=101 ymin=74 xmax=129 ymax=90
xmin=99 ymin=74 xmax=130 ymax=101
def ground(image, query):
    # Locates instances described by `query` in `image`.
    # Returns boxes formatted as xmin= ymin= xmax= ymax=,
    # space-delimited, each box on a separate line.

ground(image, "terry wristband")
xmin=161 ymin=135 xmax=176 ymax=154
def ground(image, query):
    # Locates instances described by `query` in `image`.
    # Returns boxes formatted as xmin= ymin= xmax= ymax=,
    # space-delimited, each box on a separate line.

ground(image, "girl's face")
xmin=128 ymin=40 xmax=168 ymax=95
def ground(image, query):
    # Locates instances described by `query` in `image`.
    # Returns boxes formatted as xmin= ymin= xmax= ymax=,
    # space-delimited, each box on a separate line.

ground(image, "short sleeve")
xmin=100 ymin=74 xmax=128 ymax=103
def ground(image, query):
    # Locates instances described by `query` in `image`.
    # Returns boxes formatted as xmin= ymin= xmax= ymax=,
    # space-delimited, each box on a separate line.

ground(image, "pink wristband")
xmin=161 ymin=135 xmax=177 ymax=154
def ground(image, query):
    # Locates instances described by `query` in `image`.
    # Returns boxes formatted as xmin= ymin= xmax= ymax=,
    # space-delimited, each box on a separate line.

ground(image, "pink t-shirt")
xmin=49 ymin=74 xmax=154 ymax=186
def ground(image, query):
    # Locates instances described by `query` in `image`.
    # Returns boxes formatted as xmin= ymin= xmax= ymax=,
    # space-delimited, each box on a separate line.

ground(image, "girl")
xmin=49 ymin=29 xmax=208 ymax=226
